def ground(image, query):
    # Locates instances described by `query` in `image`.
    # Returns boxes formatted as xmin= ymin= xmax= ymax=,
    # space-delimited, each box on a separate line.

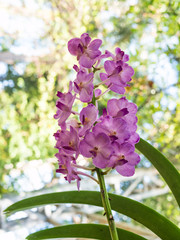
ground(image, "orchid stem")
xmin=94 ymin=77 xmax=110 ymax=88
xmin=96 ymin=88 xmax=111 ymax=100
xmin=96 ymin=168 xmax=119 ymax=240
xmin=102 ymin=167 xmax=112 ymax=175
xmin=71 ymin=163 xmax=95 ymax=171
xmin=77 ymin=171 xmax=99 ymax=184
xmin=71 ymin=110 xmax=79 ymax=115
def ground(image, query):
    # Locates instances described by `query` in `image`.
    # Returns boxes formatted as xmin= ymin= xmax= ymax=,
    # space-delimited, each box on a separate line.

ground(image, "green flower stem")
xmin=96 ymin=168 xmax=119 ymax=240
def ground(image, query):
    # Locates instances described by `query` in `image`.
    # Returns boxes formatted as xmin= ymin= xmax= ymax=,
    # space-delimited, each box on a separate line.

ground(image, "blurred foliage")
xmin=143 ymin=193 xmax=180 ymax=226
xmin=0 ymin=0 xmax=179 ymax=223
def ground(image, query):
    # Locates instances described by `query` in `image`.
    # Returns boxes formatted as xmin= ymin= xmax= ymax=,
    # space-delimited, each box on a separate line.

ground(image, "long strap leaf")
xmin=26 ymin=223 xmax=147 ymax=240
xmin=136 ymin=138 xmax=180 ymax=207
xmin=4 ymin=191 xmax=180 ymax=240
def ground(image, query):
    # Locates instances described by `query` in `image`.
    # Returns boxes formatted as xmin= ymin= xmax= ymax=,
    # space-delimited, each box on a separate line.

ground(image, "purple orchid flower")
xmin=93 ymin=115 xmax=130 ymax=144
xmin=94 ymin=88 xmax=102 ymax=98
xmin=56 ymin=152 xmax=81 ymax=190
xmin=68 ymin=33 xmax=102 ymax=68
xmin=105 ymin=48 xmax=129 ymax=63
xmin=55 ymin=126 xmax=79 ymax=157
xmin=79 ymin=104 xmax=98 ymax=137
xmin=54 ymin=90 xmax=76 ymax=127
xmin=107 ymin=97 xmax=138 ymax=134
xmin=65 ymin=119 xmax=81 ymax=133
xmin=108 ymin=142 xmax=140 ymax=176
xmin=114 ymin=48 xmax=129 ymax=62
xmin=74 ymin=70 xmax=94 ymax=102
xmin=79 ymin=132 xmax=112 ymax=168
xmin=54 ymin=33 xmax=141 ymax=188
xmin=128 ymin=132 xmax=140 ymax=144
xmin=100 ymin=60 xmax=134 ymax=94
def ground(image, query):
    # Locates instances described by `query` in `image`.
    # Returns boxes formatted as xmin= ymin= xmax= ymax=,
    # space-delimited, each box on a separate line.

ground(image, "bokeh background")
xmin=0 ymin=0 xmax=179 ymax=239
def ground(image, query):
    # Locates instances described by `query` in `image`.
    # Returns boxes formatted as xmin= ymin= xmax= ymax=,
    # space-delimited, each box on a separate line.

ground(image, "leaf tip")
xmin=26 ymin=235 xmax=36 ymax=240
xmin=26 ymin=232 xmax=40 ymax=240
xmin=3 ymin=208 xmax=11 ymax=216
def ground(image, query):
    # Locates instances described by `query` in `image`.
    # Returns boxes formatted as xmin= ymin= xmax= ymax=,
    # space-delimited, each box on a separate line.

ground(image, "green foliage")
xmin=1 ymin=0 xmax=180 ymax=236
xmin=102 ymin=1 xmax=180 ymax=166
xmin=1 ymin=0 xmax=179 ymax=190
xmin=143 ymin=193 xmax=180 ymax=226
xmin=26 ymin=224 xmax=147 ymax=240
xmin=0 ymin=0 xmax=109 ymax=194
xmin=0 ymin=64 xmax=57 ymax=193
xmin=136 ymin=138 xmax=180 ymax=207
xmin=4 ymin=139 xmax=180 ymax=239
xmin=5 ymin=191 xmax=180 ymax=240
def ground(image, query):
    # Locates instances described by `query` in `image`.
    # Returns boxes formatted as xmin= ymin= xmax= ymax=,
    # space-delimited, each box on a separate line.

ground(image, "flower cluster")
xmin=54 ymin=33 xmax=140 ymax=189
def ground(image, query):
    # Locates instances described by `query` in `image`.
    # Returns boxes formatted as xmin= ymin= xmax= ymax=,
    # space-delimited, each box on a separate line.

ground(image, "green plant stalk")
xmin=96 ymin=168 xmax=119 ymax=240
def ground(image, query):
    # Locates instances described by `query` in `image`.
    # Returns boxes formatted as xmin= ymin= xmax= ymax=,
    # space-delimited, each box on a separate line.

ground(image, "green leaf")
xmin=4 ymin=191 xmax=180 ymax=240
xmin=26 ymin=223 xmax=147 ymax=240
xmin=136 ymin=138 xmax=180 ymax=207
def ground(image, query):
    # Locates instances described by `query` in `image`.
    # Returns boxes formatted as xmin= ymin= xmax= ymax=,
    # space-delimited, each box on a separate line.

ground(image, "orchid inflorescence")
xmin=54 ymin=33 xmax=140 ymax=190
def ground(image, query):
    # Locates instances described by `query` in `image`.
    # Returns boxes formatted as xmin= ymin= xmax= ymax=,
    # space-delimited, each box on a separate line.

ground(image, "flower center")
xmin=61 ymin=164 xmax=67 ymax=170
xmin=79 ymin=82 xmax=84 ymax=89
xmin=112 ymin=131 xmax=117 ymax=135
xmin=84 ymin=117 xmax=90 ymax=125
xmin=89 ymin=146 xmax=99 ymax=157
